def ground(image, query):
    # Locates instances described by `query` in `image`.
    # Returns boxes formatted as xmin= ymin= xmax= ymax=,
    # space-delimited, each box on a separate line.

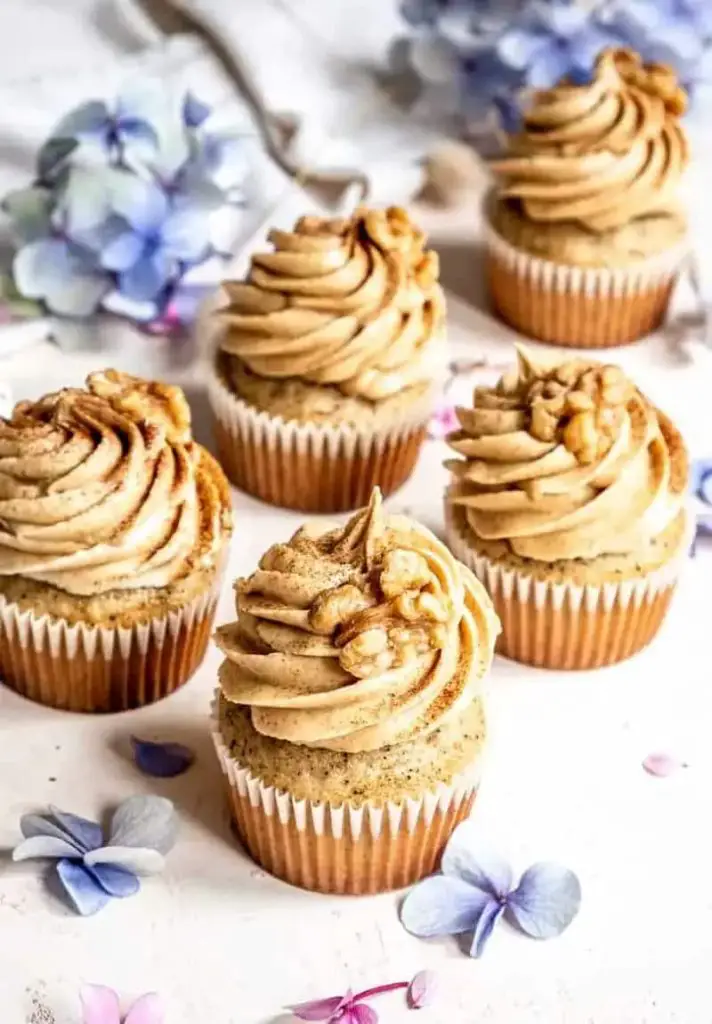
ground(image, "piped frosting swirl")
xmin=215 ymin=489 xmax=499 ymax=753
xmin=445 ymin=348 xmax=688 ymax=562
xmin=0 ymin=371 xmax=232 ymax=596
xmin=218 ymin=206 xmax=445 ymax=402
xmin=490 ymin=48 xmax=689 ymax=233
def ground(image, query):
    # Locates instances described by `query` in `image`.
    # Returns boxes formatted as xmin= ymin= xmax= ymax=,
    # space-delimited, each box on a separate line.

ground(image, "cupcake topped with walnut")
xmin=212 ymin=488 xmax=499 ymax=894
xmin=485 ymin=47 xmax=690 ymax=347
xmin=208 ymin=206 xmax=445 ymax=512
xmin=445 ymin=347 xmax=689 ymax=669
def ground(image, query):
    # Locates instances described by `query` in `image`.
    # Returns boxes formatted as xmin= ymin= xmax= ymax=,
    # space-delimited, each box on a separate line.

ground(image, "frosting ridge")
xmin=216 ymin=489 xmax=499 ymax=753
xmin=445 ymin=347 xmax=688 ymax=562
xmin=219 ymin=207 xmax=445 ymax=402
xmin=0 ymin=371 xmax=231 ymax=596
xmin=490 ymin=48 xmax=689 ymax=233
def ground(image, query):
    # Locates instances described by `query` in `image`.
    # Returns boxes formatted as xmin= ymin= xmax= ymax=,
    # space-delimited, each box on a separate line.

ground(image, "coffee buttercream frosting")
xmin=446 ymin=347 xmax=687 ymax=562
xmin=490 ymin=48 xmax=689 ymax=233
xmin=216 ymin=489 xmax=498 ymax=753
xmin=218 ymin=206 xmax=445 ymax=402
xmin=0 ymin=371 xmax=231 ymax=596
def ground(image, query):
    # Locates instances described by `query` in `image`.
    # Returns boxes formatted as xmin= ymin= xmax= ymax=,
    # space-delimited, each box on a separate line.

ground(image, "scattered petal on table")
xmin=506 ymin=862 xmax=582 ymax=939
xmin=469 ymin=898 xmax=505 ymax=958
xmin=131 ymin=736 xmax=195 ymax=778
xmin=643 ymin=752 xmax=687 ymax=777
xmin=12 ymin=835 xmax=79 ymax=861
xmin=85 ymin=862 xmax=141 ymax=898
xmin=49 ymin=807 xmax=104 ymax=851
xmin=401 ymin=875 xmax=493 ymax=937
xmin=124 ymin=993 xmax=165 ymax=1024
xmin=80 ymin=984 xmax=122 ymax=1024
xmin=441 ymin=820 xmax=514 ymax=896
xmin=290 ymin=994 xmax=348 ymax=1021
xmin=108 ymin=795 xmax=177 ymax=853
xmin=57 ymin=859 xmax=112 ymax=916
xmin=85 ymin=845 xmax=165 ymax=875
xmin=407 ymin=970 xmax=438 ymax=1008
xmin=349 ymin=1004 xmax=378 ymax=1024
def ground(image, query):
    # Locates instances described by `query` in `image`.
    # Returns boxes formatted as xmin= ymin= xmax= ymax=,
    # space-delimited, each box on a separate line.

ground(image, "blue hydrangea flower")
xmin=51 ymin=92 xmax=158 ymax=167
xmin=401 ymin=821 xmax=581 ymax=957
xmin=13 ymin=796 xmax=177 ymax=916
xmin=98 ymin=179 xmax=210 ymax=303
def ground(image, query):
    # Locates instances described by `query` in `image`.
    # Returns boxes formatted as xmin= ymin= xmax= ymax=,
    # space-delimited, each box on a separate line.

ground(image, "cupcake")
xmin=208 ymin=206 xmax=445 ymax=513
xmin=0 ymin=371 xmax=232 ymax=712
xmin=485 ymin=47 xmax=690 ymax=348
xmin=212 ymin=488 xmax=499 ymax=894
xmin=444 ymin=347 xmax=689 ymax=670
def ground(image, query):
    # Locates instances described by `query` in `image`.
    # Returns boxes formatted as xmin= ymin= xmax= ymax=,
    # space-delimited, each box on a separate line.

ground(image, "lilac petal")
xmin=85 ymin=862 xmax=140 ymax=898
xmin=401 ymin=876 xmax=492 ymax=937
xmin=160 ymin=208 xmax=210 ymax=263
xmin=470 ymin=898 xmax=505 ymax=958
xmin=441 ymin=821 xmax=513 ymax=896
xmin=56 ymin=859 xmax=111 ymax=916
xmin=349 ymin=1005 xmax=378 ymax=1024
xmin=506 ymin=862 xmax=581 ymax=940
xmin=124 ymin=994 xmax=164 ymax=1024
xmin=108 ymin=795 xmax=178 ymax=853
xmin=407 ymin=970 xmax=438 ymax=1009
xmin=13 ymin=835 xmax=80 ymax=861
xmin=80 ymin=984 xmax=122 ymax=1024
xmin=131 ymin=736 xmax=195 ymax=778
xmin=183 ymin=92 xmax=212 ymax=128
xmin=118 ymin=252 xmax=172 ymax=303
xmin=49 ymin=807 xmax=104 ymax=851
xmin=496 ymin=28 xmax=547 ymax=70
xmin=289 ymin=995 xmax=346 ymax=1021
xmin=642 ymin=752 xmax=687 ymax=777
xmin=100 ymin=230 xmax=145 ymax=272
xmin=84 ymin=846 xmax=165 ymax=875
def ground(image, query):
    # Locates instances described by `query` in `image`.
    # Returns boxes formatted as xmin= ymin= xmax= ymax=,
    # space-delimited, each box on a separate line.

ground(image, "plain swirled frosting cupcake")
xmin=208 ymin=206 xmax=445 ymax=513
xmin=211 ymin=488 xmax=499 ymax=894
xmin=444 ymin=347 xmax=689 ymax=670
xmin=485 ymin=47 xmax=690 ymax=347
xmin=0 ymin=370 xmax=232 ymax=712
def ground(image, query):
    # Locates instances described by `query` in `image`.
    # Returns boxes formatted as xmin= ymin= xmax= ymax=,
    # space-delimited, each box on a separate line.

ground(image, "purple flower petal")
xmin=441 ymin=821 xmax=513 ymax=896
xmin=406 ymin=970 xmax=438 ymax=1009
xmin=131 ymin=736 xmax=195 ymax=778
xmin=84 ymin=862 xmax=140 ymax=898
xmin=49 ymin=807 xmax=104 ymax=851
xmin=80 ymin=984 xmax=122 ymax=1024
xmin=289 ymin=995 xmax=347 ymax=1021
xmin=183 ymin=92 xmax=212 ymax=128
xmin=124 ymin=993 xmax=164 ymax=1024
xmin=401 ymin=876 xmax=493 ymax=937
xmin=56 ymin=859 xmax=111 ymax=916
xmin=470 ymin=898 xmax=505 ymax=958
xmin=506 ymin=862 xmax=581 ymax=940
xmin=349 ymin=1005 xmax=378 ymax=1024
xmin=642 ymin=752 xmax=687 ymax=777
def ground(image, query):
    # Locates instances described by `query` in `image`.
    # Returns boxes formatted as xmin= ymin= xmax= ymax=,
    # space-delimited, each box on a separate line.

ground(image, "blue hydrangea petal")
xmin=111 ymin=179 xmax=167 ymax=233
xmin=160 ymin=208 xmax=210 ymax=263
xmin=108 ymin=795 xmax=178 ymax=854
xmin=525 ymin=43 xmax=573 ymax=88
xmin=131 ymin=736 xmax=196 ymax=778
xmin=441 ymin=821 xmax=514 ymax=897
xmin=566 ymin=29 xmax=620 ymax=76
xmin=54 ymin=100 xmax=110 ymax=140
xmin=84 ymin=862 xmax=141 ymax=898
xmin=101 ymin=230 xmax=146 ymax=272
xmin=470 ymin=898 xmax=505 ymax=958
xmin=59 ymin=166 xmax=116 ymax=237
xmin=56 ymin=859 xmax=111 ymax=916
xmin=48 ymin=268 xmax=109 ymax=318
xmin=20 ymin=812 xmax=85 ymax=851
xmin=13 ymin=835 xmax=80 ymax=861
xmin=36 ymin=138 xmax=78 ymax=184
xmin=540 ymin=3 xmax=589 ymax=37
xmin=400 ymin=875 xmax=492 ymax=937
xmin=183 ymin=92 xmax=212 ymax=128
xmin=13 ymin=239 xmax=68 ymax=300
xmin=49 ymin=808 xmax=104 ymax=851
xmin=101 ymin=288 xmax=160 ymax=323
xmin=496 ymin=28 xmax=548 ymax=71
xmin=85 ymin=845 xmax=165 ymax=875
xmin=3 ymin=188 xmax=54 ymax=243
xmin=118 ymin=251 xmax=172 ymax=303
xmin=506 ymin=862 xmax=582 ymax=939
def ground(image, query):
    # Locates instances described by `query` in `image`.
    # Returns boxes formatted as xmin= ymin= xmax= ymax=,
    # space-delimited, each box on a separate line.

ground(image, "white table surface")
xmin=1 ymin=192 xmax=712 ymax=1024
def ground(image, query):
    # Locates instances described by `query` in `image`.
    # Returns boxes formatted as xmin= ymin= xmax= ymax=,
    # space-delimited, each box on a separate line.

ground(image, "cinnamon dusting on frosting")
xmin=490 ymin=48 xmax=689 ymax=233
xmin=0 ymin=371 xmax=232 ymax=596
xmin=445 ymin=347 xmax=688 ymax=562
xmin=215 ymin=489 xmax=499 ymax=753
xmin=218 ymin=206 xmax=445 ymax=402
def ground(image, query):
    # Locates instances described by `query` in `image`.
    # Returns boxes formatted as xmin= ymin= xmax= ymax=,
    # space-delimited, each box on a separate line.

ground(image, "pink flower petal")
xmin=124 ymin=993 xmax=164 ymax=1024
xmin=289 ymin=994 xmax=347 ymax=1021
xmin=642 ymin=753 xmax=687 ymax=777
xmin=80 ymin=986 xmax=121 ymax=1024
xmin=407 ymin=970 xmax=438 ymax=1009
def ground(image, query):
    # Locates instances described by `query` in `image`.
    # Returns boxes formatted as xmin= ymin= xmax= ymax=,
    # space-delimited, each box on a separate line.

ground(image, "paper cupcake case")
xmin=484 ymin=221 xmax=689 ymax=349
xmin=0 ymin=585 xmax=221 ymax=713
xmin=446 ymin=506 xmax=689 ymax=671
xmin=208 ymin=368 xmax=431 ymax=514
xmin=211 ymin=702 xmax=481 ymax=895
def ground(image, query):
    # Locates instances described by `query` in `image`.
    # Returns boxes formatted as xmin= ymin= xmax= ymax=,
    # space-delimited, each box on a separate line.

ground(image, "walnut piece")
xmin=308 ymin=583 xmax=375 ymax=636
xmin=379 ymin=548 xmax=431 ymax=598
xmin=338 ymin=619 xmax=448 ymax=679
